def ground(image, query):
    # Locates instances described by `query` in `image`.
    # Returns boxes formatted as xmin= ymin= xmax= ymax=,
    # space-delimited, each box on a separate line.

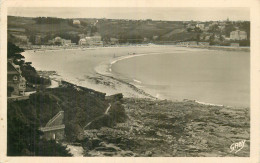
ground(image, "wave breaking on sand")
xmin=94 ymin=52 xmax=164 ymax=99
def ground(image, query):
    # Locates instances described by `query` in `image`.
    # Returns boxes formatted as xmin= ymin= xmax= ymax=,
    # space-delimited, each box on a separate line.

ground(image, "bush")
xmin=109 ymin=102 xmax=127 ymax=123
xmin=7 ymin=99 xmax=71 ymax=156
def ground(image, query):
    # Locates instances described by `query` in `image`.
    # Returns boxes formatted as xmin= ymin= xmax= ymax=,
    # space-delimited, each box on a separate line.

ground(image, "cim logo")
xmin=230 ymin=140 xmax=246 ymax=153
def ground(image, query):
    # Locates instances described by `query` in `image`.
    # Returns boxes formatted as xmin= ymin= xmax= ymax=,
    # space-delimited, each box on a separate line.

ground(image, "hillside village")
xmin=6 ymin=16 xmax=250 ymax=100
xmin=8 ymin=16 xmax=250 ymax=49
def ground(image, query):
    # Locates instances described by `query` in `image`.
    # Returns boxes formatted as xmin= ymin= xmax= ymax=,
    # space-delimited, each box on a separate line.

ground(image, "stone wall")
xmin=41 ymin=128 xmax=65 ymax=140
xmin=40 ymin=111 xmax=65 ymax=140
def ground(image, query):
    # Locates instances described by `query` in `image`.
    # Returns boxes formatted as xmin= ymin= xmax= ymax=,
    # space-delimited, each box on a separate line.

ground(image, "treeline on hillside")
xmin=26 ymin=32 xmax=81 ymax=45
xmin=8 ymin=42 xmax=51 ymax=85
xmin=25 ymin=17 xmax=96 ymax=45
xmin=9 ymin=16 xmax=250 ymax=46
xmin=34 ymin=17 xmax=65 ymax=24
xmin=117 ymin=32 xmax=144 ymax=44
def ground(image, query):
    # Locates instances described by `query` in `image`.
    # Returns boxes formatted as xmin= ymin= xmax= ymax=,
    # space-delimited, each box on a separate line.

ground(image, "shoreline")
xmin=94 ymin=50 xmax=247 ymax=109
xmin=24 ymin=43 xmax=160 ymax=52
xmin=25 ymin=46 xmax=249 ymax=109
xmin=25 ymin=43 xmax=250 ymax=53
xmin=176 ymin=45 xmax=250 ymax=52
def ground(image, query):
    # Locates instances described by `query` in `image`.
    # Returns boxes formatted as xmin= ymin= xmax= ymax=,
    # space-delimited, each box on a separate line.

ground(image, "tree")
xmin=196 ymin=33 xmax=200 ymax=42
xmin=208 ymin=24 xmax=220 ymax=33
xmin=225 ymin=24 xmax=236 ymax=37
xmin=7 ymin=86 xmax=14 ymax=97
xmin=209 ymin=34 xmax=215 ymax=45
xmin=101 ymin=35 xmax=111 ymax=44
xmin=34 ymin=17 xmax=63 ymax=24
xmin=239 ymin=21 xmax=250 ymax=40
xmin=109 ymin=102 xmax=127 ymax=123
xmin=7 ymin=42 xmax=51 ymax=86
xmin=219 ymin=34 xmax=224 ymax=42
xmin=187 ymin=28 xmax=192 ymax=32
xmin=7 ymin=42 xmax=24 ymax=59
xmin=90 ymin=26 xmax=98 ymax=35
xmin=194 ymin=27 xmax=202 ymax=33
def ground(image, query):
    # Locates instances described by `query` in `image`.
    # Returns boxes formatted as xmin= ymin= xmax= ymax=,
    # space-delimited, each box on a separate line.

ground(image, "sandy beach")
xmin=23 ymin=45 xmax=170 ymax=99
xmin=23 ymin=45 xmax=249 ymax=108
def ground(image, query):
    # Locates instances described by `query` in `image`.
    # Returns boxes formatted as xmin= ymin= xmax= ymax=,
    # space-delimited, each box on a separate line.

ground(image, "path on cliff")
xmin=84 ymin=103 xmax=111 ymax=129
xmin=104 ymin=103 xmax=111 ymax=114
xmin=48 ymin=79 xmax=60 ymax=88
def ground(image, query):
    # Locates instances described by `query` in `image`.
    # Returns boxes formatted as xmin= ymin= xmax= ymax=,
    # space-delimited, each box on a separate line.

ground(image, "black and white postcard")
xmin=1 ymin=0 xmax=260 ymax=162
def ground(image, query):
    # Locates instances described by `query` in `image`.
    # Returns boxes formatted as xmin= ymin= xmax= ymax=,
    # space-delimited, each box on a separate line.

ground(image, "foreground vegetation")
xmin=8 ymin=92 xmax=71 ymax=156
xmin=7 ymin=82 xmax=127 ymax=156
xmin=80 ymin=98 xmax=250 ymax=157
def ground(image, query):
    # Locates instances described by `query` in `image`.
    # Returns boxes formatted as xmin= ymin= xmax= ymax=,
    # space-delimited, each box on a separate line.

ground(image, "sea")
xmin=23 ymin=45 xmax=250 ymax=108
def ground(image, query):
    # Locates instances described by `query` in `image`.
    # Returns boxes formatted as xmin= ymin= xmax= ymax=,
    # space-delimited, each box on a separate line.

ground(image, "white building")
xmin=78 ymin=38 xmax=87 ymax=45
xmin=78 ymin=36 xmax=103 ymax=46
xmin=230 ymin=30 xmax=247 ymax=40
xmin=73 ymin=20 xmax=81 ymax=25
xmin=53 ymin=37 xmax=72 ymax=46
xmin=152 ymin=35 xmax=158 ymax=40
xmin=110 ymin=38 xmax=119 ymax=45
xmin=54 ymin=37 xmax=62 ymax=43
xmin=204 ymin=26 xmax=210 ymax=31
xmin=205 ymin=36 xmax=210 ymax=41
xmin=85 ymin=36 xmax=103 ymax=46
xmin=62 ymin=39 xmax=72 ymax=46
xmin=198 ymin=42 xmax=210 ymax=46
xmin=196 ymin=24 xmax=205 ymax=30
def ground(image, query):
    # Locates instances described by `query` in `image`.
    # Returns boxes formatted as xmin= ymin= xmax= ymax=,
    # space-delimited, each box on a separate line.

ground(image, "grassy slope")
xmin=8 ymin=16 xmax=83 ymax=34
xmin=8 ymin=16 xmax=192 ymax=41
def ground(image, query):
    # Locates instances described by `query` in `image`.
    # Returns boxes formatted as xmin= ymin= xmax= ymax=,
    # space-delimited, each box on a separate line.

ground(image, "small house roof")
xmin=7 ymin=62 xmax=20 ymax=75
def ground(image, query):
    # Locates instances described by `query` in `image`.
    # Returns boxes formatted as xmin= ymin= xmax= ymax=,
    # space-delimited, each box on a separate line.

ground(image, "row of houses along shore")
xmin=14 ymin=30 xmax=248 ymax=50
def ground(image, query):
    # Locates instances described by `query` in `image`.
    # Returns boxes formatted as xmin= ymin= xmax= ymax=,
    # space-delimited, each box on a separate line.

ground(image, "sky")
xmin=8 ymin=7 xmax=250 ymax=21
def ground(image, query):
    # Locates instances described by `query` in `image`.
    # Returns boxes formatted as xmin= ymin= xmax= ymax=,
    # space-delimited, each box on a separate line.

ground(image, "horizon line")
xmin=7 ymin=15 xmax=250 ymax=22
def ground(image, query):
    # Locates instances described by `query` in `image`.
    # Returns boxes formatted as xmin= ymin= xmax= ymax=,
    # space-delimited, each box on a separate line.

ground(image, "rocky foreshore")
xmin=78 ymin=98 xmax=250 ymax=157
